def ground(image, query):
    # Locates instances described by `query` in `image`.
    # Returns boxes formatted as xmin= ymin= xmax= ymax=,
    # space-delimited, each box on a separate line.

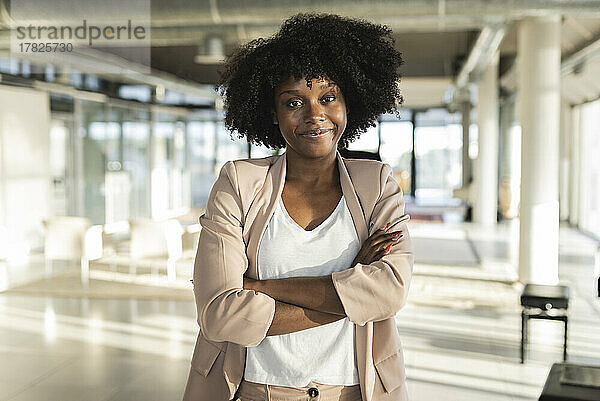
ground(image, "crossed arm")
xmin=198 ymin=161 xmax=411 ymax=345
xmin=243 ymin=225 xmax=404 ymax=336
xmin=243 ymin=275 xmax=346 ymax=336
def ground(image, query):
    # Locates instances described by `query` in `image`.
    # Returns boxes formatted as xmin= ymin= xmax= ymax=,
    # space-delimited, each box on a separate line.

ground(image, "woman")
xmin=183 ymin=13 xmax=412 ymax=401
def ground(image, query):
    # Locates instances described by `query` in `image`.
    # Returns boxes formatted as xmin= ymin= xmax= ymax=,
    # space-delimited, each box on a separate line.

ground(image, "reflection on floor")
xmin=1 ymin=220 xmax=599 ymax=401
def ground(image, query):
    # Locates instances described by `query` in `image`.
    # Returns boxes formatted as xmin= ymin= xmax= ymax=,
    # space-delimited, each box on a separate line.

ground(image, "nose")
xmin=303 ymin=100 xmax=326 ymax=123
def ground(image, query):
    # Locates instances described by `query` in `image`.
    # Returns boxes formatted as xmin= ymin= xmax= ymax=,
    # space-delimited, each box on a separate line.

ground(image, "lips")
xmin=298 ymin=128 xmax=334 ymax=138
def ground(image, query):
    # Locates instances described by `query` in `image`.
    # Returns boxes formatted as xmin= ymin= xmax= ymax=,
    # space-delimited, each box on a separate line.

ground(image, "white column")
xmin=498 ymin=94 xmax=520 ymax=219
xmin=559 ymin=100 xmax=571 ymax=221
xmin=474 ymin=52 xmax=499 ymax=225
xmin=461 ymin=100 xmax=472 ymax=188
xmin=568 ymin=106 xmax=580 ymax=226
xmin=0 ymin=86 xmax=51 ymax=251
xmin=517 ymin=16 xmax=561 ymax=285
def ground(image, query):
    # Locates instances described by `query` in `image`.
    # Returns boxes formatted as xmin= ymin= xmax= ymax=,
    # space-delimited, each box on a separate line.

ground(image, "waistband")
xmin=236 ymin=379 xmax=362 ymax=401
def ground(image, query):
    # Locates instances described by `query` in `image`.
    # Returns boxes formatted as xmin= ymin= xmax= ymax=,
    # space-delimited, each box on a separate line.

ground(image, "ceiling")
xmin=1 ymin=0 xmax=600 ymax=107
xmin=148 ymin=30 xmax=479 ymax=83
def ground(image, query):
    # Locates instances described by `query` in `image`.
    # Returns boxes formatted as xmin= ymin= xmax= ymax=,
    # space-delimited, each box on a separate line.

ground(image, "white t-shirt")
xmin=243 ymin=194 xmax=361 ymax=387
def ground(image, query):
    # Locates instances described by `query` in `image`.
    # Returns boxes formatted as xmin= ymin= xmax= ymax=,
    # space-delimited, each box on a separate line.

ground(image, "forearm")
xmin=267 ymin=300 xmax=345 ymax=336
xmin=254 ymin=275 xmax=346 ymax=316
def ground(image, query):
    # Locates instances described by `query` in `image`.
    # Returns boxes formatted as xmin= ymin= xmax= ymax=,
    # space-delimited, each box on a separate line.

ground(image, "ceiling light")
xmin=194 ymin=36 xmax=225 ymax=64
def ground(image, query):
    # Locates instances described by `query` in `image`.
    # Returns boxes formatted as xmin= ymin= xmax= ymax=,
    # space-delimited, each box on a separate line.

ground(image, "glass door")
xmin=380 ymin=121 xmax=414 ymax=196
xmin=49 ymin=115 xmax=74 ymax=216
xmin=414 ymin=109 xmax=463 ymax=200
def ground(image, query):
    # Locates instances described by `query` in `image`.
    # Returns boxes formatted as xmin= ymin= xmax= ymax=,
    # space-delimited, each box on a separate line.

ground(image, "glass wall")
xmin=188 ymin=121 xmax=217 ymax=209
xmin=81 ymin=100 xmax=109 ymax=224
xmin=152 ymin=111 xmax=188 ymax=218
xmin=49 ymin=86 xmax=600 ymax=241
xmin=414 ymin=109 xmax=463 ymax=200
xmin=576 ymin=100 xmax=600 ymax=238
xmin=80 ymin=101 xmax=155 ymax=224
xmin=49 ymin=94 xmax=77 ymax=217
xmin=215 ymin=122 xmax=248 ymax=168
xmin=121 ymin=108 xmax=150 ymax=220
xmin=52 ymin=94 xmax=280 ymax=223
xmin=348 ymin=123 xmax=379 ymax=153
xmin=380 ymin=121 xmax=413 ymax=195
xmin=78 ymin=100 xmax=200 ymax=223
xmin=102 ymin=106 xmax=129 ymax=224
xmin=251 ymin=142 xmax=276 ymax=158
xmin=49 ymin=115 xmax=73 ymax=216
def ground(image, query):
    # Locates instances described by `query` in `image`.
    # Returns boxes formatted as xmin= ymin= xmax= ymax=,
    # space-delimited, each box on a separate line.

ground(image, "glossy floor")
xmin=1 ymin=220 xmax=599 ymax=401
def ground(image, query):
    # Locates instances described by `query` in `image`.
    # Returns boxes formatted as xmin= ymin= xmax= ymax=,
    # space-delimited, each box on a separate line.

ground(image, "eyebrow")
xmin=278 ymin=82 xmax=336 ymax=96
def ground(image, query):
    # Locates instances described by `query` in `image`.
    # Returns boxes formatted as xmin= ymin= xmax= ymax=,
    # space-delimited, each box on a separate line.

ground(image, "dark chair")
xmin=520 ymin=284 xmax=570 ymax=364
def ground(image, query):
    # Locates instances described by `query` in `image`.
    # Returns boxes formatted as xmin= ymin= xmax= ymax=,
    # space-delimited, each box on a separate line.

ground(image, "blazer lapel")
xmin=336 ymin=150 xmax=374 ymax=401
xmin=246 ymin=150 xmax=370 ymax=276
xmin=336 ymin=150 xmax=369 ymax=244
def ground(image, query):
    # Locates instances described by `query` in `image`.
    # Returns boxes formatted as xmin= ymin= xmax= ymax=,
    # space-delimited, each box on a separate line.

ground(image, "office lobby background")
xmin=0 ymin=1 xmax=600 ymax=400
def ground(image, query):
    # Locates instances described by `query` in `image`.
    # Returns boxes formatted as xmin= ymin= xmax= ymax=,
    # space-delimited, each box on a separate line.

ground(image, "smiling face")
xmin=273 ymin=76 xmax=348 ymax=160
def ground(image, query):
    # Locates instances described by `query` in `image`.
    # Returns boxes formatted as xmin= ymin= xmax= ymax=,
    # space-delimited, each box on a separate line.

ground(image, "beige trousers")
xmin=234 ymin=379 xmax=363 ymax=401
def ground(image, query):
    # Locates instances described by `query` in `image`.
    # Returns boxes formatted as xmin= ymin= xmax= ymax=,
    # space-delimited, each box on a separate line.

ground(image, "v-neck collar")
xmin=245 ymin=150 xmax=369 ymax=279
xmin=279 ymin=150 xmax=368 ymax=241
xmin=277 ymin=193 xmax=345 ymax=233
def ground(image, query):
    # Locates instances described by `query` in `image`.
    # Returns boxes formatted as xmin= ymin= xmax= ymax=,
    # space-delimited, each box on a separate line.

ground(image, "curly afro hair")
xmin=216 ymin=13 xmax=404 ymax=150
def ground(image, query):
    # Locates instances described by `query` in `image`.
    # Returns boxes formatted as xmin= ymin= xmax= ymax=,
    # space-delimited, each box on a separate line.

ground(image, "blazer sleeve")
xmin=193 ymin=161 xmax=275 ymax=347
xmin=331 ymin=163 xmax=413 ymax=326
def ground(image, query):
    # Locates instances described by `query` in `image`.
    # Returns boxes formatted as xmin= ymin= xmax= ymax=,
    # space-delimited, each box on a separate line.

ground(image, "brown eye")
xmin=287 ymin=99 xmax=302 ymax=108
xmin=321 ymin=95 xmax=336 ymax=103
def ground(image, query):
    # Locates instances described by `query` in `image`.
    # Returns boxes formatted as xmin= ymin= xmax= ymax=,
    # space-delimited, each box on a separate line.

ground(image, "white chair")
xmin=182 ymin=223 xmax=201 ymax=259
xmin=42 ymin=216 xmax=103 ymax=287
xmin=0 ymin=226 xmax=9 ymax=260
xmin=129 ymin=219 xmax=183 ymax=282
xmin=100 ymin=221 xmax=130 ymax=271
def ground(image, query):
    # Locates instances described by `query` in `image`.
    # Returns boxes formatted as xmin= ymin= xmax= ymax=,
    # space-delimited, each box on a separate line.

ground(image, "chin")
xmin=305 ymin=150 xmax=333 ymax=159
xmin=298 ymin=140 xmax=338 ymax=156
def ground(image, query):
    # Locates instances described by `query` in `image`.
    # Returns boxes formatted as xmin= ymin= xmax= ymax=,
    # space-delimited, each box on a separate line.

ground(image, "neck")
xmin=284 ymin=149 xmax=339 ymax=189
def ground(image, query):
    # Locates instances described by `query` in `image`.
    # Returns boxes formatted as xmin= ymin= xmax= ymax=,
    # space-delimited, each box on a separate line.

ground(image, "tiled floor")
xmin=1 ymin=219 xmax=599 ymax=401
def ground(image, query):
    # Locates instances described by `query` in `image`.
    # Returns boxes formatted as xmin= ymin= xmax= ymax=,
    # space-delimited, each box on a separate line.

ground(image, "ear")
xmin=272 ymin=110 xmax=279 ymax=125
xmin=345 ymin=105 xmax=349 ymax=115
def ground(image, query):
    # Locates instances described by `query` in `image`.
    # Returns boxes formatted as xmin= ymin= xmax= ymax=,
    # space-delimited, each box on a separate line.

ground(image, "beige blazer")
xmin=183 ymin=150 xmax=413 ymax=401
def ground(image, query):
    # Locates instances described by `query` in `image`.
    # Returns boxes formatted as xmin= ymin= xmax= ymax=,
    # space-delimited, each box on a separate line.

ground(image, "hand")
xmin=352 ymin=224 xmax=403 ymax=266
